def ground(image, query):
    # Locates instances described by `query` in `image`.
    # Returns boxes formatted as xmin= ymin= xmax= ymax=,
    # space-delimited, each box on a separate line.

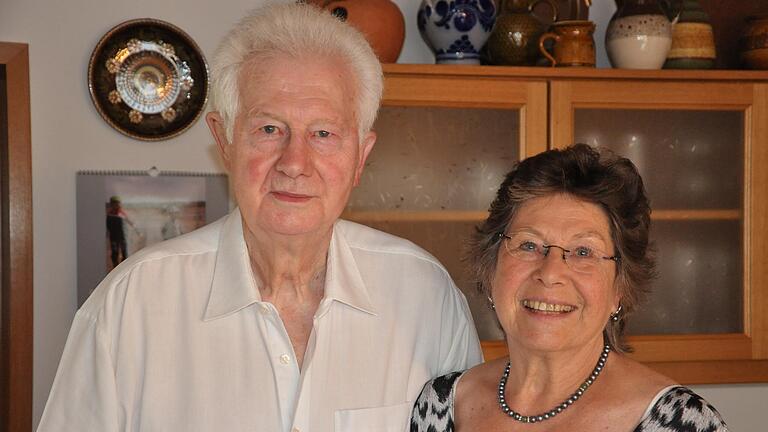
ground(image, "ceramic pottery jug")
xmin=308 ymin=0 xmax=405 ymax=63
xmin=663 ymin=0 xmax=715 ymax=69
xmin=606 ymin=0 xmax=676 ymax=69
xmin=740 ymin=14 xmax=768 ymax=70
xmin=418 ymin=0 xmax=498 ymax=64
xmin=539 ymin=19 xmax=596 ymax=67
xmin=485 ymin=0 xmax=558 ymax=65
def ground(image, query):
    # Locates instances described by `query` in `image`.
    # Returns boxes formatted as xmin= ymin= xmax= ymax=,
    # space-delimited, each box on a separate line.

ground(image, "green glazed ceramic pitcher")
xmin=485 ymin=0 xmax=559 ymax=65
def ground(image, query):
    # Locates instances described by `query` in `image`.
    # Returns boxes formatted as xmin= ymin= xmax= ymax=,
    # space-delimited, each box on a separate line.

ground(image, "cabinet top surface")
xmin=383 ymin=63 xmax=768 ymax=82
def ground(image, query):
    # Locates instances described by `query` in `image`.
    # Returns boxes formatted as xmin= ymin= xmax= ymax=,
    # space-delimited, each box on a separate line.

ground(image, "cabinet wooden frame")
xmin=0 ymin=42 xmax=33 ymax=432
xmin=378 ymin=64 xmax=768 ymax=385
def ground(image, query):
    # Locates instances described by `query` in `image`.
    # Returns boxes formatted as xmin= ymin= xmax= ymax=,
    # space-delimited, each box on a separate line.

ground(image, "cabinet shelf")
xmin=480 ymin=337 xmax=768 ymax=384
xmin=342 ymin=210 xmax=486 ymax=223
xmin=383 ymin=63 xmax=768 ymax=83
xmin=652 ymin=209 xmax=741 ymax=220
xmin=342 ymin=209 xmax=741 ymax=223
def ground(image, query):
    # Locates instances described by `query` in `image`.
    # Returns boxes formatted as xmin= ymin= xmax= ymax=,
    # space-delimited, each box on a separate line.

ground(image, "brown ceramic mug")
xmin=538 ymin=20 xmax=596 ymax=67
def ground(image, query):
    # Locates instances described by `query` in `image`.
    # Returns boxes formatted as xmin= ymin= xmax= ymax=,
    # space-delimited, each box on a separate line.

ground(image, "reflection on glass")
xmin=348 ymin=107 xmax=520 ymax=211
xmin=575 ymin=109 xmax=743 ymax=209
xmin=576 ymin=109 xmax=744 ymax=336
xmin=627 ymin=220 xmax=743 ymax=335
xmin=347 ymin=106 xmax=520 ymax=340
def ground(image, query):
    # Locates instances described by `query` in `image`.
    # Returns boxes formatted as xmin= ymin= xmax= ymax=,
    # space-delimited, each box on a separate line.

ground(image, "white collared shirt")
xmin=38 ymin=209 xmax=483 ymax=432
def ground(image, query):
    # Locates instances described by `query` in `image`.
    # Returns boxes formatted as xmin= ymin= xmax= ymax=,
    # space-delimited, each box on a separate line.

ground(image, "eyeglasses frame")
xmin=499 ymin=233 xmax=621 ymax=271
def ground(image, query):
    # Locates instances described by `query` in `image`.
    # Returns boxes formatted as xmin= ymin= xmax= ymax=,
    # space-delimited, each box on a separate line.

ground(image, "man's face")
xmin=207 ymin=55 xmax=375 ymax=238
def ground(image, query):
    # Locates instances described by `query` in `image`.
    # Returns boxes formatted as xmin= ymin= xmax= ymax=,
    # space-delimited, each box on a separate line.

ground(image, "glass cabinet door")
xmin=551 ymin=79 xmax=768 ymax=382
xmin=345 ymin=67 xmax=547 ymax=350
xmin=574 ymin=109 xmax=743 ymax=336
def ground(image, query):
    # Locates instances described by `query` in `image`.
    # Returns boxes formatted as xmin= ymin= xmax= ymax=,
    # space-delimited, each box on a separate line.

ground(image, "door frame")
xmin=1 ymin=42 xmax=33 ymax=432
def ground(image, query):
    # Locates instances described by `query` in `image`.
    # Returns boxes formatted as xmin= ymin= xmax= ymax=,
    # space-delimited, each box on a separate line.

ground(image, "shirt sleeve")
xmin=37 ymin=311 xmax=120 ymax=432
xmin=437 ymin=276 xmax=484 ymax=375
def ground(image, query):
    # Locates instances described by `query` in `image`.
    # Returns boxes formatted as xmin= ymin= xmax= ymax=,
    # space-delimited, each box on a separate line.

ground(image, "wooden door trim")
xmin=749 ymin=83 xmax=768 ymax=358
xmin=1 ymin=41 xmax=33 ymax=432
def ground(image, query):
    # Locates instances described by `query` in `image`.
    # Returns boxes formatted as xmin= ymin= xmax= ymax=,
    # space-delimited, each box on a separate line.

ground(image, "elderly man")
xmin=38 ymin=3 xmax=482 ymax=432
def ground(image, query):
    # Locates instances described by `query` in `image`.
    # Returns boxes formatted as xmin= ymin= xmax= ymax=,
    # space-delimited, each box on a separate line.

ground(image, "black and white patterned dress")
xmin=410 ymin=372 xmax=729 ymax=432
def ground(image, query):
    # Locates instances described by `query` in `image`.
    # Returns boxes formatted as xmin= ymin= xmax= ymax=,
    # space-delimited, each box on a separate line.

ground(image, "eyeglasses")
xmin=500 ymin=233 xmax=620 ymax=274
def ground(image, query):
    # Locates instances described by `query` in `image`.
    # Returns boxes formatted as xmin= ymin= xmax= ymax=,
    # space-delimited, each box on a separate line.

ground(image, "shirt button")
xmin=259 ymin=304 xmax=270 ymax=314
xmin=280 ymin=354 xmax=291 ymax=364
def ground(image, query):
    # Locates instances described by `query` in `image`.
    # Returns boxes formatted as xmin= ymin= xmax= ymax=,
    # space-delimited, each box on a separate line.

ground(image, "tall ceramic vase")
xmin=418 ymin=0 xmax=498 ymax=64
xmin=605 ymin=0 xmax=675 ymax=69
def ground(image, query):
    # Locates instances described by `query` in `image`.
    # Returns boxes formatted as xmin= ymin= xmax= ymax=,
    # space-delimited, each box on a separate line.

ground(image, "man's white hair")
xmin=210 ymin=2 xmax=384 ymax=142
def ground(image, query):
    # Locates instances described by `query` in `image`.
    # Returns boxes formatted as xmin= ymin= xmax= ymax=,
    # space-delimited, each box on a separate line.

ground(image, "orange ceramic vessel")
xmin=308 ymin=0 xmax=406 ymax=63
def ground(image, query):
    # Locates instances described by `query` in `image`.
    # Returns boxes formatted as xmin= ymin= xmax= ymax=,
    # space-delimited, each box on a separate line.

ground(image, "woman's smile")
xmin=521 ymin=299 xmax=576 ymax=314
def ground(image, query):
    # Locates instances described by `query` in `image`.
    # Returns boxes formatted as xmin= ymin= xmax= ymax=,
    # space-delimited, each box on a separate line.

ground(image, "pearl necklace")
xmin=498 ymin=344 xmax=611 ymax=423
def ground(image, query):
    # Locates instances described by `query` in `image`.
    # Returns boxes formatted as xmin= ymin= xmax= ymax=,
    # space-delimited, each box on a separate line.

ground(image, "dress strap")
xmin=638 ymin=385 xmax=681 ymax=421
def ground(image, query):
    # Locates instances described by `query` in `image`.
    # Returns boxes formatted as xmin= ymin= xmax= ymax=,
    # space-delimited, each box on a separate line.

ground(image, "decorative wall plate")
xmin=88 ymin=19 xmax=209 ymax=141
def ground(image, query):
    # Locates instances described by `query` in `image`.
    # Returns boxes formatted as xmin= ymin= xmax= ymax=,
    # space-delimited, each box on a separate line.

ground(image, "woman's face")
xmin=491 ymin=193 xmax=620 ymax=353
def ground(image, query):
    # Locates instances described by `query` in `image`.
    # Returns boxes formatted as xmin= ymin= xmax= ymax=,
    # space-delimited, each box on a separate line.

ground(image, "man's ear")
xmin=354 ymin=131 xmax=376 ymax=186
xmin=206 ymin=112 xmax=232 ymax=169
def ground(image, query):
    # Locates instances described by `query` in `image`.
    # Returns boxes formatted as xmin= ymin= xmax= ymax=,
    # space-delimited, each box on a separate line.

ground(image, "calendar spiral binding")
xmin=77 ymin=169 xmax=226 ymax=177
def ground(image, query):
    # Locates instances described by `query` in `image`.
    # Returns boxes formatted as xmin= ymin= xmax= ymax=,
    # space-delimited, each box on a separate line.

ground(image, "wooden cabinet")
xmin=344 ymin=64 xmax=768 ymax=384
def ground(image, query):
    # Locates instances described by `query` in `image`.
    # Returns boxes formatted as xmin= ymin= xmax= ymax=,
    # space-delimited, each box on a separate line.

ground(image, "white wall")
xmin=0 ymin=0 xmax=765 ymax=430
xmin=0 ymin=0 xmax=250 ymax=428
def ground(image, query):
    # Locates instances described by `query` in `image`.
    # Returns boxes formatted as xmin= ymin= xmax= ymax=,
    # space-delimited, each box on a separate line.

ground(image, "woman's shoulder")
xmin=634 ymin=386 xmax=729 ymax=432
xmin=410 ymin=371 xmax=466 ymax=432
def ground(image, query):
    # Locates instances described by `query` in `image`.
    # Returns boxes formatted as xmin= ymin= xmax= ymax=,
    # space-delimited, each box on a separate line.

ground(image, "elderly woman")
xmin=410 ymin=144 xmax=728 ymax=431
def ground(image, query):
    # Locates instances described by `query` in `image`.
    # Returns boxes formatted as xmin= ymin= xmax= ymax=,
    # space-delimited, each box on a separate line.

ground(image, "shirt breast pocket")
xmin=334 ymin=401 xmax=413 ymax=432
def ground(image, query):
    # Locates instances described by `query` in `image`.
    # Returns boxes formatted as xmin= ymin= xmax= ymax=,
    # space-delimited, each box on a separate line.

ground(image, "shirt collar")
xmin=203 ymin=208 xmax=261 ymax=321
xmin=323 ymin=220 xmax=377 ymax=316
xmin=203 ymin=211 xmax=376 ymax=321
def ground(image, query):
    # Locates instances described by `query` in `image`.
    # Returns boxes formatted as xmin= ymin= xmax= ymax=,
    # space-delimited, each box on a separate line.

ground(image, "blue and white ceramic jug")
xmin=418 ymin=0 xmax=497 ymax=64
